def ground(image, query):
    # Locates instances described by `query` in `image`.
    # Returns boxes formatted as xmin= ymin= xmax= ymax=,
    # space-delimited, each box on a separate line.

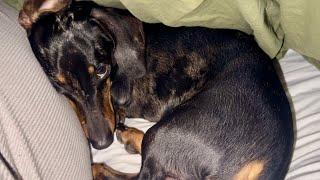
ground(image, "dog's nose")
xmin=90 ymin=132 xmax=114 ymax=150
xmin=83 ymin=99 xmax=115 ymax=149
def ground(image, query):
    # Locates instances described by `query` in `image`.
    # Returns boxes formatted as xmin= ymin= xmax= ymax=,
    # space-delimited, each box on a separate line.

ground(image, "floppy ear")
xmin=90 ymin=8 xmax=146 ymax=79
xmin=19 ymin=0 xmax=71 ymax=29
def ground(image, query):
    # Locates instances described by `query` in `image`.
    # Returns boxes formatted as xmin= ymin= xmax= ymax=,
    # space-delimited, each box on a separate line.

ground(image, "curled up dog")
xmin=21 ymin=1 xmax=294 ymax=179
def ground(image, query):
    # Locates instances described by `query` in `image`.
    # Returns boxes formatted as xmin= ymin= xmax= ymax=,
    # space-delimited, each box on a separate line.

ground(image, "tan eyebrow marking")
xmin=88 ymin=65 xmax=95 ymax=74
xmin=56 ymin=73 xmax=66 ymax=84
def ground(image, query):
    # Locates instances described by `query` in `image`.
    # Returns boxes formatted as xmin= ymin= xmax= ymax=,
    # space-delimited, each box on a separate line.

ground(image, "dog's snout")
xmin=86 ymin=107 xmax=114 ymax=149
xmin=90 ymin=129 xmax=114 ymax=150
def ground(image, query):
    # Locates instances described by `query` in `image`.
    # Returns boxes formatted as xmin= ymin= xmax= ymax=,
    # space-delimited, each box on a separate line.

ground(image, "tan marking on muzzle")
xmin=102 ymin=78 xmax=116 ymax=133
xmin=68 ymin=99 xmax=88 ymax=138
xmin=66 ymin=78 xmax=115 ymax=139
xmin=233 ymin=160 xmax=265 ymax=180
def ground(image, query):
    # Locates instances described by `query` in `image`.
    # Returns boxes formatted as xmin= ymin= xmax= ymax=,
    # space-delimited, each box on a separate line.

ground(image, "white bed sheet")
xmin=92 ymin=50 xmax=320 ymax=179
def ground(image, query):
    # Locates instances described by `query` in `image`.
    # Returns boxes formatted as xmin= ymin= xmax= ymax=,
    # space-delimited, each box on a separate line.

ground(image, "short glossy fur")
xmin=135 ymin=28 xmax=294 ymax=179
xmin=110 ymin=24 xmax=294 ymax=180
xmin=26 ymin=1 xmax=294 ymax=179
xmin=28 ymin=3 xmax=117 ymax=149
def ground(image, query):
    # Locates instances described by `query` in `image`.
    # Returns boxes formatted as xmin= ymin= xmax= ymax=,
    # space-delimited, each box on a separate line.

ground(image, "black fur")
xmin=122 ymin=25 xmax=294 ymax=179
xmin=28 ymin=1 xmax=294 ymax=179
xmin=138 ymin=28 xmax=293 ymax=179
xmin=28 ymin=2 xmax=115 ymax=149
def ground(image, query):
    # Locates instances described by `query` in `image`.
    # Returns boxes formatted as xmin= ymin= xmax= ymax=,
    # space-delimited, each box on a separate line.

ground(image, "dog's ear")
xmin=19 ymin=0 xmax=71 ymax=29
xmin=90 ymin=8 xmax=146 ymax=79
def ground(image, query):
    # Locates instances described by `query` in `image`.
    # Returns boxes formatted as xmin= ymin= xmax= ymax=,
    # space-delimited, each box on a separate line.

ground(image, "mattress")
xmin=92 ymin=50 xmax=320 ymax=179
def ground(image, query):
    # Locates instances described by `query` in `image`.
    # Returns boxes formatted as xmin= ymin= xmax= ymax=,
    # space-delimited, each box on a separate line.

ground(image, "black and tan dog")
xmin=21 ymin=1 xmax=294 ymax=179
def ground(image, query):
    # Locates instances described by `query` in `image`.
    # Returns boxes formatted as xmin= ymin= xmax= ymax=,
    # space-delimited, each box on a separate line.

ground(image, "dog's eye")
xmin=96 ymin=63 xmax=111 ymax=79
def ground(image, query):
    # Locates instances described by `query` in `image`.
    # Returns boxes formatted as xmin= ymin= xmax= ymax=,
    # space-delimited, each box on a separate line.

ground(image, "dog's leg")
xmin=115 ymin=107 xmax=126 ymax=125
xmin=116 ymin=124 xmax=144 ymax=154
xmin=92 ymin=163 xmax=137 ymax=180
xmin=111 ymin=74 xmax=133 ymax=107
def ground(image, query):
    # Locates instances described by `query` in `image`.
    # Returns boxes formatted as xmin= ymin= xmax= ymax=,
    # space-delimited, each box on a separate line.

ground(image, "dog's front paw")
xmin=111 ymin=75 xmax=132 ymax=106
xmin=116 ymin=125 xmax=144 ymax=154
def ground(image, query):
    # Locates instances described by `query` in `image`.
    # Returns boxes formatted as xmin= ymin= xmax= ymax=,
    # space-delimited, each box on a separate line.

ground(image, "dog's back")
xmin=139 ymin=31 xmax=293 ymax=180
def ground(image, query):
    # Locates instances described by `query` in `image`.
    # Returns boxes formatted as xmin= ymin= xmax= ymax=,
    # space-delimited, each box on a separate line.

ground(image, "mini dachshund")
xmin=21 ymin=1 xmax=294 ymax=179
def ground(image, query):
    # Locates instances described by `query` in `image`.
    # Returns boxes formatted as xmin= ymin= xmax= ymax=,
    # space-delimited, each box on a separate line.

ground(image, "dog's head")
xmin=27 ymin=1 xmax=145 ymax=149
xmin=19 ymin=0 xmax=146 ymax=79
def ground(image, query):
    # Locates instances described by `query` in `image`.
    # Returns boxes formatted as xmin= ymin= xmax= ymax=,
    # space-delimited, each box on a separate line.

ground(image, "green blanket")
xmin=5 ymin=0 xmax=320 ymax=64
